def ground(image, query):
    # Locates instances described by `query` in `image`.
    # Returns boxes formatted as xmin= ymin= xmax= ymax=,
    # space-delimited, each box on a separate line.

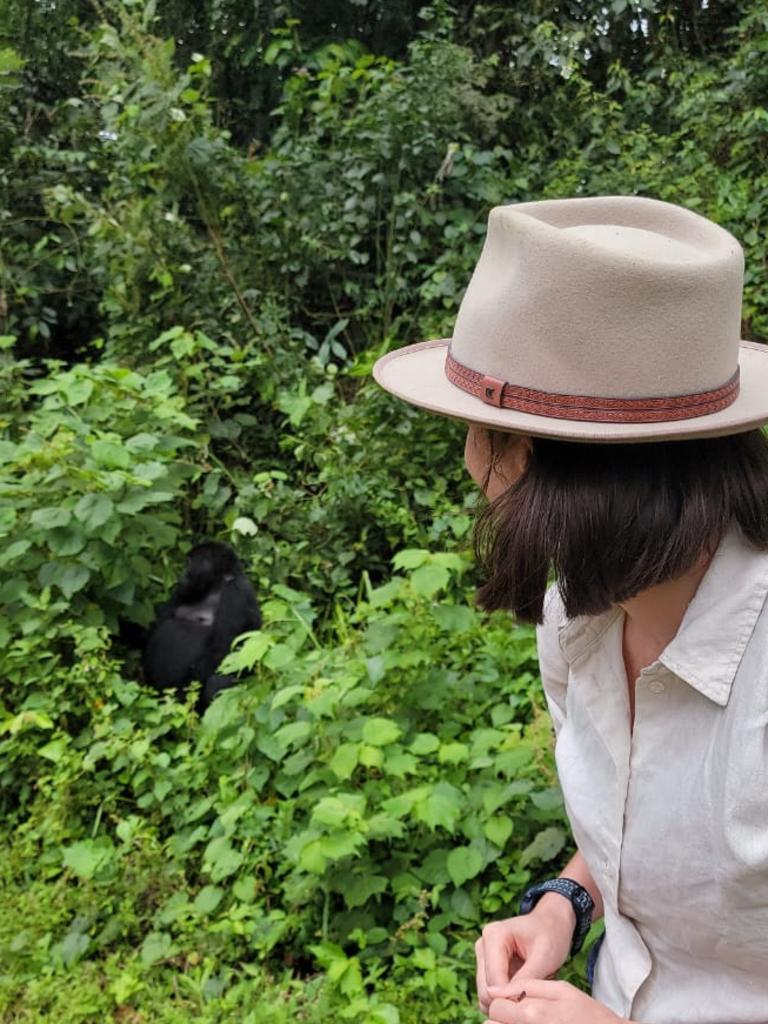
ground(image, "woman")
xmin=373 ymin=196 xmax=768 ymax=1023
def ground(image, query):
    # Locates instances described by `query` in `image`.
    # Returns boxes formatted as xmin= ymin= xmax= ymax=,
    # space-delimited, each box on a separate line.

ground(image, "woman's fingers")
xmin=477 ymin=937 xmax=521 ymax=1012
xmin=476 ymin=914 xmax=569 ymax=1016
xmin=481 ymin=921 xmax=520 ymax=989
xmin=488 ymin=982 xmax=624 ymax=1024
xmin=496 ymin=946 xmax=555 ymax=987
xmin=489 ymin=980 xmax=568 ymax=1001
xmin=476 ymin=937 xmax=491 ymax=1013
xmin=488 ymin=997 xmax=538 ymax=1023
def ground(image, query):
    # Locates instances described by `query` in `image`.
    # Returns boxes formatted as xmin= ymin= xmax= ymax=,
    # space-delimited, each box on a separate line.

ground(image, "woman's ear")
xmin=465 ymin=427 xmax=531 ymax=500
xmin=489 ymin=433 xmax=530 ymax=495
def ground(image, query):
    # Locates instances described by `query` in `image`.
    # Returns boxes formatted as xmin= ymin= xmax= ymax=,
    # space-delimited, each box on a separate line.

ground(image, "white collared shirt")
xmin=535 ymin=522 xmax=768 ymax=1022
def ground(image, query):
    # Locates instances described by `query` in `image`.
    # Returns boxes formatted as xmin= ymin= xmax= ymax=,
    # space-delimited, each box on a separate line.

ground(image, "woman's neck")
xmin=618 ymin=551 xmax=714 ymax=650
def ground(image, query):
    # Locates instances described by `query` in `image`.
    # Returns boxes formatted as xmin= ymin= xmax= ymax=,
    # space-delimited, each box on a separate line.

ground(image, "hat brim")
xmin=373 ymin=339 xmax=768 ymax=443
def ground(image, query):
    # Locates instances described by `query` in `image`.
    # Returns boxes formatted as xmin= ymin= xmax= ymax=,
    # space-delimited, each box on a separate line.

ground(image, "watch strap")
xmin=519 ymin=877 xmax=594 ymax=957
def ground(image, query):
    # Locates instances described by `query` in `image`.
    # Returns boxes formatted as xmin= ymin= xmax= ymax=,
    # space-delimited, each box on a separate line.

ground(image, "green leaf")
xmin=365 ymin=655 xmax=385 ymax=684
xmin=359 ymin=744 xmax=383 ymax=768
xmin=530 ymin=787 xmax=564 ymax=811
xmin=409 ymin=733 xmax=440 ymax=755
xmin=264 ymin=642 xmax=295 ymax=670
xmin=0 ymin=505 xmax=17 ymax=531
xmin=232 ymin=516 xmax=259 ymax=536
xmin=91 ymin=439 xmax=130 ymax=469
xmin=125 ymin=432 xmax=159 ymax=453
xmin=312 ymin=794 xmax=365 ymax=828
xmin=0 ymin=48 xmax=25 ymax=76
xmin=519 ymin=827 xmax=567 ymax=868
xmin=47 ymin=526 xmax=86 ymax=557
xmin=366 ymin=813 xmax=404 ymax=841
xmin=51 ymin=924 xmax=90 ymax=967
xmin=495 ymin=744 xmax=534 ymax=777
xmin=64 ymin=379 xmax=94 ymax=406
xmin=0 ymin=539 xmax=30 ymax=564
xmin=484 ymin=815 xmax=514 ymax=848
xmin=193 ymin=886 xmax=224 ymax=915
xmin=329 ymin=742 xmax=360 ymax=779
xmin=415 ymin=782 xmax=464 ymax=832
xmin=392 ymin=549 xmax=429 ymax=570
xmin=382 ymin=786 xmax=431 ymax=820
xmin=361 ymin=717 xmax=401 ymax=747
xmin=141 ymin=931 xmax=175 ymax=966
xmin=0 ymin=577 xmax=24 ymax=603
xmin=339 ymin=874 xmax=388 ymax=909
xmin=276 ymin=389 xmax=312 ymax=427
xmin=0 ymin=710 xmax=53 ymax=736
xmin=30 ymin=507 xmax=72 ymax=529
xmin=383 ymin=750 xmax=418 ymax=777
xmin=109 ymin=971 xmax=142 ymax=1004
xmin=433 ymin=604 xmax=476 ymax=632
xmin=415 ymin=848 xmax=450 ymax=885
xmin=368 ymin=1005 xmax=400 ymax=1024
xmin=116 ymin=489 xmax=163 ymax=514
xmin=446 ymin=846 xmax=484 ymax=887
xmin=451 ymin=886 xmax=479 ymax=921
xmin=274 ymin=720 xmax=312 ymax=751
xmin=203 ymin=837 xmax=244 ymax=881
xmin=271 ymin=684 xmax=304 ymax=710
xmin=56 ymin=564 xmax=91 ymax=599
xmin=148 ymin=325 xmax=185 ymax=351
xmin=74 ymin=493 xmax=114 ymax=530
xmin=171 ymin=333 xmax=195 ymax=358
xmin=38 ymin=737 xmax=69 ymax=763
xmin=432 ymin=552 xmax=465 ymax=571
xmin=410 ymin=564 xmax=450 ymax=597
xmin=316 ymin=831 xmax=365 ymax=863
xmin=62 ymin=838 xmax=115 ymax=880
xmin=229 ymin=631 xmax=273 ymax=667
xmin=115 ymin=816 xmax=141 ymax=844
xmin=299 ymin=831 xmax=364 ymax=873
xmin=232 ymin=876 xmax=258 ymax=903
xmin=438 ymin=742 xmax=468 ymax=764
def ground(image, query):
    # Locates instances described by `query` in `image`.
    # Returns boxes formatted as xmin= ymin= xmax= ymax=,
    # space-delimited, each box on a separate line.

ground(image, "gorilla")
xmin=143 ymin=541 xmax=261 ymax=709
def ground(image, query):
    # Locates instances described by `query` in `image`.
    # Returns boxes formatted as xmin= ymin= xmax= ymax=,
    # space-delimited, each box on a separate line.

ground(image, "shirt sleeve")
xmin=535 ymin=581 xmax=570 ymax=738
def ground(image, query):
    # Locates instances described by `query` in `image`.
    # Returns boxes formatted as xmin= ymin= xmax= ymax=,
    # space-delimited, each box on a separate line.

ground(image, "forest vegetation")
xmin=1 ymin=0 xmax=767 ymax=1020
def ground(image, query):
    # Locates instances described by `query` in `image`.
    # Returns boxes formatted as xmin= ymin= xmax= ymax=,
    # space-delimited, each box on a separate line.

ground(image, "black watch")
xmin=519 ymin=877 xmax=594 ymax=957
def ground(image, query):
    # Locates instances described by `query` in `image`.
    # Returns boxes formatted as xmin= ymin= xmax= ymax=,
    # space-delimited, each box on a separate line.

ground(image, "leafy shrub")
xmin=0 ymin=351 xmax=200 ymax=647
xmin=0 ymin=550 xmax=580 ymax=1021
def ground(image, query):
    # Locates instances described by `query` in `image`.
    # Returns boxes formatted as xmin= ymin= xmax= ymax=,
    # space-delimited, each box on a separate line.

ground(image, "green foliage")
xmin=0 ymin=0 xmax=766 ymax=1018
xmin=0 ymin=350 xmax=200 ymax=648
xmin=0 ymin=554 xmax=573 ymax=1021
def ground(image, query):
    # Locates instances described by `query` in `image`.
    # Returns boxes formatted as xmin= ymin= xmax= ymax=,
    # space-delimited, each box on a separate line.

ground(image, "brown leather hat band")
xmin=445 ymin=350 xmax=740 ymax=424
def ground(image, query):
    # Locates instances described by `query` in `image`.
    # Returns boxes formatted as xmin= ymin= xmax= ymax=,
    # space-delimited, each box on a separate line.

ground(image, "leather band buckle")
xmin=480 ymin=374 xmax=505 ymax=407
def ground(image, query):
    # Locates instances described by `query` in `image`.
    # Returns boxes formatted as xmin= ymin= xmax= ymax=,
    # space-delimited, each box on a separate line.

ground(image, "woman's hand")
xmin=475 ymin=895 xmax=576 ymax=1015
xmin=483 ymin=979 xmax=631 ymax=1023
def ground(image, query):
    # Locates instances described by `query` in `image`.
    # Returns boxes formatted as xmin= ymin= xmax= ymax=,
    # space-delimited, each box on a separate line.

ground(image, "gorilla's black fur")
xmin=142 ymin=541 xmax=261 ymax=709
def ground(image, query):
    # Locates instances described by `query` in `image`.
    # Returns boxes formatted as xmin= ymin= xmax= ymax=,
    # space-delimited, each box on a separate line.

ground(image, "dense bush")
xmin=1 ymin=0 xmax=767 ymax=1020
xmin=1 ymin=552 xmax=588 ymax=1022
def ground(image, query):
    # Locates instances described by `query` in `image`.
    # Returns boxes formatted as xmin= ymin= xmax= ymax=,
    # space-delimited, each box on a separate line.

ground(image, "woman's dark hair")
xmin=474 ymin=428 xmax=768 ymax=626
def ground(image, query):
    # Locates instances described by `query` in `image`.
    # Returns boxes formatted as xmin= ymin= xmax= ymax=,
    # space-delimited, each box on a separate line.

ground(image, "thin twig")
xmin=188 ymin=170 xmax=270 ymax=354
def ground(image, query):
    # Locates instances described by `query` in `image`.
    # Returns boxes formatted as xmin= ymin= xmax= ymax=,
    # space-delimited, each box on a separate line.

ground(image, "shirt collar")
xmin=557 ymin=523 xmax=768 ymax=707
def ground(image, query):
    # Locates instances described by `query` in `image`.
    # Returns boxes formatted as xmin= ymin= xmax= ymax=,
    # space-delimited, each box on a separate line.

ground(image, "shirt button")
xmin=648 ymin=679 xmax=666 ymax=694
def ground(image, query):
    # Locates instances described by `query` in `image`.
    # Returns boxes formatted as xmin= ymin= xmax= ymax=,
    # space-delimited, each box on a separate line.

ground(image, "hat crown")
xmin=450 ymin=196 xmax=744 ymax=400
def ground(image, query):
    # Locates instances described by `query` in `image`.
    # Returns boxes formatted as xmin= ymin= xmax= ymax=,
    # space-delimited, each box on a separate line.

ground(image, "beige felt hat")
xmin=373 ymin=195 xmax=768 ymax=442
